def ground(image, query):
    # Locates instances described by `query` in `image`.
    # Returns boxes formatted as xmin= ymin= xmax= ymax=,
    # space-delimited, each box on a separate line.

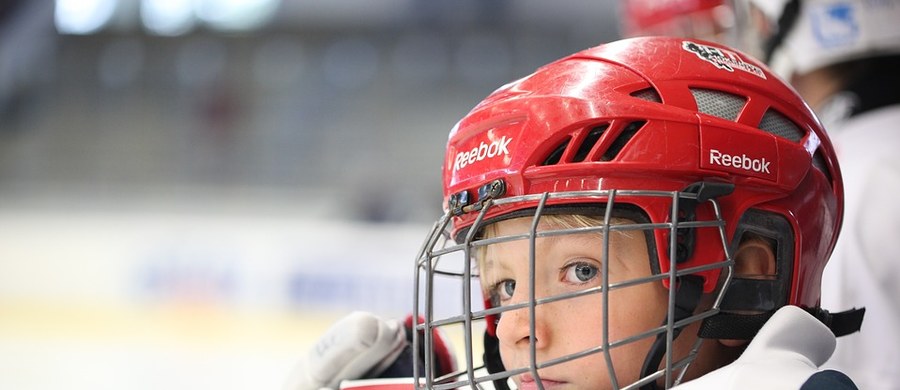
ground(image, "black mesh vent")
xmin=691 ymin=88 xmax=746 ymax=121
xmin=541 ymin=138 xmax=570 ymax=166
xmin=573 ymin=125 xmax=608 ymax=162
xmin=759 ymin=109 xmax=804 ymax=142
xmin=602 ymin=121 xmax=646 ymax=161
xmin=631 ymin=88 xmax=662 ymax=103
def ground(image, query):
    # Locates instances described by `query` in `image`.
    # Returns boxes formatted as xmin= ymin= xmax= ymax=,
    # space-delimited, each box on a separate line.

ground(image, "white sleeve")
xmin=674 ymin=306 xmax=836 ymax=390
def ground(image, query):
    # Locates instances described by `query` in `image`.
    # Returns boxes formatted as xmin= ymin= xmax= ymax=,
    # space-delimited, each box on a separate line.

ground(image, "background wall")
xmin=0 ymin=1 xmax=621 ymax=388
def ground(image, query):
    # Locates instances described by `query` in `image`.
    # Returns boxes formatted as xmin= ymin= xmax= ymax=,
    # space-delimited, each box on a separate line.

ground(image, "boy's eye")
xmin=501 ymin=280 xmax=516 ymax=299
xmin=490 ymin=280 xmax=516 ymax=304
xmin=565 ymin=262 xmax=599 ymax=283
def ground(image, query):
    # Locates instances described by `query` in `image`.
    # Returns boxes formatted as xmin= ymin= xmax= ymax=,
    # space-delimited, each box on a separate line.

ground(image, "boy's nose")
xmin=495 ymin=293 xmax=550 ymax=350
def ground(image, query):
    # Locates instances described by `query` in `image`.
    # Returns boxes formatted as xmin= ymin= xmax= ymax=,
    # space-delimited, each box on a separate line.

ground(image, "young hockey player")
xmin=286 ymin=36 xmax=864 ymax=390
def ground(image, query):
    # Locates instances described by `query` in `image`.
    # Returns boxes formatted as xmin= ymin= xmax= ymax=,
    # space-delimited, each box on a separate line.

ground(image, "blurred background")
xmin=0 ymin=0 xmax=621 ymax=388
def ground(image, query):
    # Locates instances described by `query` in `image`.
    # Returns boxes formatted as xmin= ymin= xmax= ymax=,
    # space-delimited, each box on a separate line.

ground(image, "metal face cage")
xmin=412 ymin=188 xmax=734 ymax=390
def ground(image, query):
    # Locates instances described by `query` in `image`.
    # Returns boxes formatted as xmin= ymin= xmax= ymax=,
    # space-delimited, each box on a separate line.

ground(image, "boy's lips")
xmin=518 ymin=372 xmax=566 ymax=389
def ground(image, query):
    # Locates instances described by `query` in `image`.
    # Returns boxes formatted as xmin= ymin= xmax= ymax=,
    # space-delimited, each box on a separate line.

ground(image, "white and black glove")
xmin=284 ymin=311 xmax=457 ymax=390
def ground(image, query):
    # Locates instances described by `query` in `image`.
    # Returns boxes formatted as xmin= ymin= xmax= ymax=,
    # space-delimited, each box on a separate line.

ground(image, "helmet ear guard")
xmin=697 ymin=208 xmax=863 ymax=340
xmin=721 ymin=209 xmax=795 ymax=314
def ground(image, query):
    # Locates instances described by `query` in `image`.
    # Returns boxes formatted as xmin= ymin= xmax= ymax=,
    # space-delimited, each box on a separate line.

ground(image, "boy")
xmin=287 ymin=36 xmax=863 ymax=389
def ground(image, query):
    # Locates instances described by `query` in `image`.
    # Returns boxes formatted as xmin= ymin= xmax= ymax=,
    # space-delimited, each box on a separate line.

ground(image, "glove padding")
xmin=284 ymin=311 xmax=407 ymax=390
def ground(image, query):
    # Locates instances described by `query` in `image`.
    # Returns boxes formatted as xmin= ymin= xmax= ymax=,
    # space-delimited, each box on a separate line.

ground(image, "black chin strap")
xmin=699 ymin=306 xmax=866 ymax=340
xmin=639 ymin=275 xmax=704 ymax=390
xmin=483 ymin=331 xmax=510 ymax=390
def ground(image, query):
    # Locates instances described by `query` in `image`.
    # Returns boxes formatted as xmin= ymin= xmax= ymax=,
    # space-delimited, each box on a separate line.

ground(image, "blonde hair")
xmin=474 ymin=213 xmax=635 ymax=292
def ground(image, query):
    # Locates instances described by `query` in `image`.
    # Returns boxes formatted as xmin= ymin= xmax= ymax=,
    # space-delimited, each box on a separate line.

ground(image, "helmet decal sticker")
xmin=682 ymin=41 xmax=767 ymax=79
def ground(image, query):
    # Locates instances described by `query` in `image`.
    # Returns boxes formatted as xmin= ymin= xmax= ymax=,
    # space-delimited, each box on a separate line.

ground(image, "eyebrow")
xmin=481 ymin=229 xmax=609 ymax=268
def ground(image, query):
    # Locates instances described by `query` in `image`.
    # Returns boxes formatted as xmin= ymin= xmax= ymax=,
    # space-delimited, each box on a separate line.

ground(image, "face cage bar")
xmin=412 ymin=189 xmax=735 ymax=390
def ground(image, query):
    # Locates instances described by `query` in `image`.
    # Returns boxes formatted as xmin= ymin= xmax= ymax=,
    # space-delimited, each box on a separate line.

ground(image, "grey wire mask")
xmin=412 ymin=188 xmax=735 ymax=390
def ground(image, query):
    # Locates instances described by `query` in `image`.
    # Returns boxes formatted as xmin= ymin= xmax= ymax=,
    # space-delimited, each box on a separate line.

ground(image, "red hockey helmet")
xmin=444 ymin=36 xmax=840 ymax=305
xmin=413 ymin=36 xmax=853 ymax=389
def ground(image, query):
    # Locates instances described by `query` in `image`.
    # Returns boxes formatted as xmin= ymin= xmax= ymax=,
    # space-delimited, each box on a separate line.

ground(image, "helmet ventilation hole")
xmin=631 ymin=88 xmax=662 ymax=103
xmin=759 ymin=109 xmax=803 ymax=142
xmin=538 ymin=122 xmax=643 ymax=166
xmin=573 ymin=125 xmax=608 ymax=162
xmin=541 ymin=138 xmax=570 ymax=165
xmin=691 ymin=88 xmax=746 ymax=121
xmin=602 ymin=121 xmax=646 ymax=161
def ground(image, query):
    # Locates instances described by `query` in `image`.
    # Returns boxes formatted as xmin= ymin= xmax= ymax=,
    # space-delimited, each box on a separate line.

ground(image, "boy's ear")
xmin=732 ymin=236 xmax=776 ymax=278
xmin=718 ymin=236 xmax=776 ymax=348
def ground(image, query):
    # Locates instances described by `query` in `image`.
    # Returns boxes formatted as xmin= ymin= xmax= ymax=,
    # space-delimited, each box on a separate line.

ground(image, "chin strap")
xmin=698 ymin=306 xmax=866 ymax=340
xmin=639 ymin=275 xmax=704 ymax=390
xmin=483 ymin=331 xmax=510 ymax=390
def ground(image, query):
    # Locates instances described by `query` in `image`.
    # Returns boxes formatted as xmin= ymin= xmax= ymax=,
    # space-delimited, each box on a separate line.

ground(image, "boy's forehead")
xmin=483 ymin=215 xmax=638 ymax=248
xmin=489 ymin=214 xmax=636 ymax=232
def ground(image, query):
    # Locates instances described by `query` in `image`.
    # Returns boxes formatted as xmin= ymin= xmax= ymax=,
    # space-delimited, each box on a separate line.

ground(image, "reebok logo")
xmin=454 ymin=136 xmax=512 ymax=172
xmin=709 ymin=149 xmax=770 ymax=174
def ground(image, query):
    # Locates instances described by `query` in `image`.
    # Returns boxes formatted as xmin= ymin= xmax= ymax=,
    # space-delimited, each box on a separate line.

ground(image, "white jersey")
xmin=820 ymin=102 xmax=900 ymax=390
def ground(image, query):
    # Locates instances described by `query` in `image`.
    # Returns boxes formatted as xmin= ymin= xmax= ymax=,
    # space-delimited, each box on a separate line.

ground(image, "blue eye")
xmin=502 ymin=280 xmax=516 ymax=298
xmin=488 ymin=279 xmax=516 ymax=305
xmin=566 ymin=262 xmax=599 ymax=283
